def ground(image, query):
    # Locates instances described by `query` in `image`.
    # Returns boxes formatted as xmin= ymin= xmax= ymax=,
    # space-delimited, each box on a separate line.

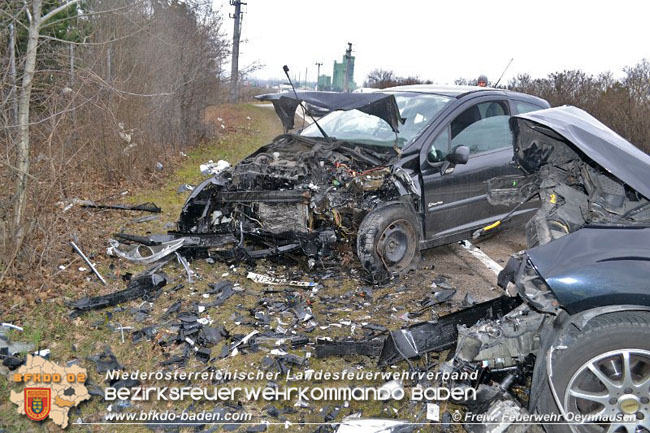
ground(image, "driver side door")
xmin=420 ymin=98 xmax=520 ymax=240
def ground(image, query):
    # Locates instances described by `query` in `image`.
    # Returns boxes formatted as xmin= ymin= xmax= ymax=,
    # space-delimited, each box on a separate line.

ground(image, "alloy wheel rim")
xmin=564 ymin=349 xmax=650 ymax=433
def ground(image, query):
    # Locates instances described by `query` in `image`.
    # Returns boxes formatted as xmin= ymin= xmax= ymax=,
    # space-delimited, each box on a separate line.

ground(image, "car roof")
xmin=381 ymin=84 xmax=545 ymax=103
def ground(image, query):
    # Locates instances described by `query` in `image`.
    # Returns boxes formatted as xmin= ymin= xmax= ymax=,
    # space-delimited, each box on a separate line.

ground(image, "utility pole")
xmin=343 ymin=42 xmax=352 ymax=93
xmin=315 ymin=62 xmax=322 ymax=90
xmin=304 ymin=67 xmax=307 ymax=89
xmin=229 ymin=0 xmax=246 ymax=103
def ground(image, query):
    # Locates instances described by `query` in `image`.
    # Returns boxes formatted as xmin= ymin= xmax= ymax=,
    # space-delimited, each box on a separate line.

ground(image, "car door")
xmin=419 ymin=97 xmax=521 ymax=241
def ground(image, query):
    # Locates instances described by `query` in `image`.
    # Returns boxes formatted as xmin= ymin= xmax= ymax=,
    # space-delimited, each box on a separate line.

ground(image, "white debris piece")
xmin=426 ymin=403 xmax=440 ymax=421
xmin=200 ymin=159 xmax=230 ymax=176
xmin=247 ymin=271 xmax=316 ymax=287
xmin=336 ymin=418 xmax=409 ymax=433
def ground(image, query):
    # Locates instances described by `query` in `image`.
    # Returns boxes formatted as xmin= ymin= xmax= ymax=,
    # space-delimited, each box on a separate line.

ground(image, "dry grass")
xmin=0 ymin=104 xmax=462 ymax=432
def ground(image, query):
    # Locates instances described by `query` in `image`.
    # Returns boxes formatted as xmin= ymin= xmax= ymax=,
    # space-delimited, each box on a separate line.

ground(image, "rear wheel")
xmin=356 ymin=205 xmax=421 ymax=283
xmin=538 ymin=312 xmax=650 ymax=433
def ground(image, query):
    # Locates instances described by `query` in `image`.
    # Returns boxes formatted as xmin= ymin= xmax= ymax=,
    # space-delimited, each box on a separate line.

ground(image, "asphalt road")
xmin=400 ymin=225 xmax=527 ymax=303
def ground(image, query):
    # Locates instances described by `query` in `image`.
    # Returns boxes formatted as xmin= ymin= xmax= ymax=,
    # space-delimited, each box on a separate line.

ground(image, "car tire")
xmin=356 ymin=204 xmax=421 ymax=283
xmin=525 ymin=218 xmax=539 ymax=248
xmin=537 ymin=312 xmax=650 ymax=433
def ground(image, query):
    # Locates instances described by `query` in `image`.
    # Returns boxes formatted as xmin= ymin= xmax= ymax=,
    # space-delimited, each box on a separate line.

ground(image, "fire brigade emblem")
xmin=24 ymin=388 xmax=51 ymax=421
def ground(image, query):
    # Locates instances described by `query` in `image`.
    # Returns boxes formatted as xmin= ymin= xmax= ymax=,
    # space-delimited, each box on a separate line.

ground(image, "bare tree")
xmin=13 ymin=0 xmax=81 ymax=253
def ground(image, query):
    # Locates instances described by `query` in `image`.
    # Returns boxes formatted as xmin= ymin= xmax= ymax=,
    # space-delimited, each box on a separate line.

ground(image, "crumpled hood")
xmin=256 ymin=91 xmax=404 ymax=133
xmin=511 ymin=105 xmax=650 ymax=200
xmin=525 ymin=226 xmax=650 ymax=313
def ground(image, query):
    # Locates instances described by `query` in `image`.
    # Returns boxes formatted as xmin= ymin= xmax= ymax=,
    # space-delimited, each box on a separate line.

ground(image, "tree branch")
xmin=39 ymin=0 xmax=81 ymax=26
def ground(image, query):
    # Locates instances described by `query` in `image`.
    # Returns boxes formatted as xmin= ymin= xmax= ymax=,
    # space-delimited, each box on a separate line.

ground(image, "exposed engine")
xmin=178 ymin=134 xmax=408 ymax=259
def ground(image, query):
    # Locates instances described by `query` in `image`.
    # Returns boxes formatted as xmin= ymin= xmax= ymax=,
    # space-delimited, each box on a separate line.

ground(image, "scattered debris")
xmin=68 ymin=272 xmax=167 ymax=315
xmin=247 ymin=272 xmax=316 ymax=287
xmin=177 ymin=184 xmax=195 ymax=193
xmin=70 ymin=241 xmax=107 ymax=285
xmin=0 ymin=325 xmax=34 ymax=367
xmin=88 ymin=346 xmax=123 ymax=373
xmin=336 ymin=417 xmax=413 ymax=433
xmin=200 ymin=160 xmax=230 ymax=176
xmin=107 ymin=238 xmax=185 ymax=264
xmin=80 ymin=201 xmax=161 ymax=213
xmin=379 ymin=296 xmax=521 ymax=366
xmin=132 ymin=215 xmax=159 ymax=223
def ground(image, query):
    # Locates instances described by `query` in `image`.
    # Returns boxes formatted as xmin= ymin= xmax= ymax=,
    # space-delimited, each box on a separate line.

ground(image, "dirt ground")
xmin=0 ymin=104 xmax=530 ymax=433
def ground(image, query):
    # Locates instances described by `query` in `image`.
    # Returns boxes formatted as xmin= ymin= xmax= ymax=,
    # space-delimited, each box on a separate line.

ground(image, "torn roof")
xmin=256 ymin=91 xmax=404 ymax=133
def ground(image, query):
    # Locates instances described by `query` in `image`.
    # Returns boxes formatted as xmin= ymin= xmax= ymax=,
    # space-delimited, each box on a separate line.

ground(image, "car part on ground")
xmin=107 ymin=238 xmax=185 ymax=264
xmin=68 ymin=272 xmax=167 ymax=315
xmin=313 ymin=295 xmax=521 ymax=366
xmin=80 ymin=201 xmax=162 ymax=213
xmin=70 ymin=241 xmax=107 ymax=285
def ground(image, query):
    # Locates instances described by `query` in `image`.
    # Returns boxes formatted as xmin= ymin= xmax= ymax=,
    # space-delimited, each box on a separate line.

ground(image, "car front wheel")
xmin=538 ymin=312 xmax=650 ymax=433
xmin=356 ymin=204 xmax=421 ymax=283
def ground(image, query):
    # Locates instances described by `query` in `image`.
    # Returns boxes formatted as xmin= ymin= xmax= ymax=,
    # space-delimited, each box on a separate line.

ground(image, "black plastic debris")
xmin=362 ymin=323 xmax=388 ymax=332
xmin=68 ymin=272 xmax=167 ymax=315
xmin=88 ymin=346 xmax=123 ymax=373
xmin=379 ymin=296 xmax=522 ymax=366
xmin=160 ymin=355 xmax=186 ymax=367
xmin=81 ymin=201 xmax=161 ymax=213
xmin=1 ymin=353 xmax=25 ymax=369
xmin=199 ymin=326 xmax=227 ymax=346
xmin=196 ymin=347 xmax=211 ymax=363
xmin=320 ymin=405 xmax=341 ymax=422
xmin=112 ymin=378 xmax=141 ymax=390
xmin=131 ymin=326 xmax=158 ymax=343
xmin=205 ymin=281 xmax=236 ymax=307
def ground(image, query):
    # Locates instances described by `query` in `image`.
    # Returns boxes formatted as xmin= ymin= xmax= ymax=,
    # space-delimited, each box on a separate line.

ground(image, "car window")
xmin=428 ymin=126 xmax=449 ymax=162
xmin=452 ymin=115 xmax=511 ymax=154
xmin=428 ymin=101 xmax=510 ymax=161
xmin=514 ymin=101 xmax=544 ymax=114
xmin=301 ymin=93 xmax=453 ymax=149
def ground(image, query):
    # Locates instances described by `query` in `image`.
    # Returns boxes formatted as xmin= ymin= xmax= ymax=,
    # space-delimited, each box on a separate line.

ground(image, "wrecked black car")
xmin=373 ymin=106 xmax=650 ymax=433
xmin=172 ymin=87 xmax=548 ymax=281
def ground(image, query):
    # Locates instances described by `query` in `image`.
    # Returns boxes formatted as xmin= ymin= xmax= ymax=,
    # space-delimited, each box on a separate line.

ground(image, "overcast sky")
xmin=213 ymin=0 xmax=649 ymax=86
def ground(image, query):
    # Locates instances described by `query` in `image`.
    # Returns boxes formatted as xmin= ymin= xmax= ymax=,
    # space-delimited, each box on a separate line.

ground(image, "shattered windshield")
xmin=301 ymin=92 xmax=453 ymax=148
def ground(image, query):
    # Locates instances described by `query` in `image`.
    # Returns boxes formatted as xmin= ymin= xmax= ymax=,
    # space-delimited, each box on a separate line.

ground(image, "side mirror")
xmin=439 ymin=145 xmax=469 ymax=176
xmin=446 ymin=145 xmax=469 ymax=165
